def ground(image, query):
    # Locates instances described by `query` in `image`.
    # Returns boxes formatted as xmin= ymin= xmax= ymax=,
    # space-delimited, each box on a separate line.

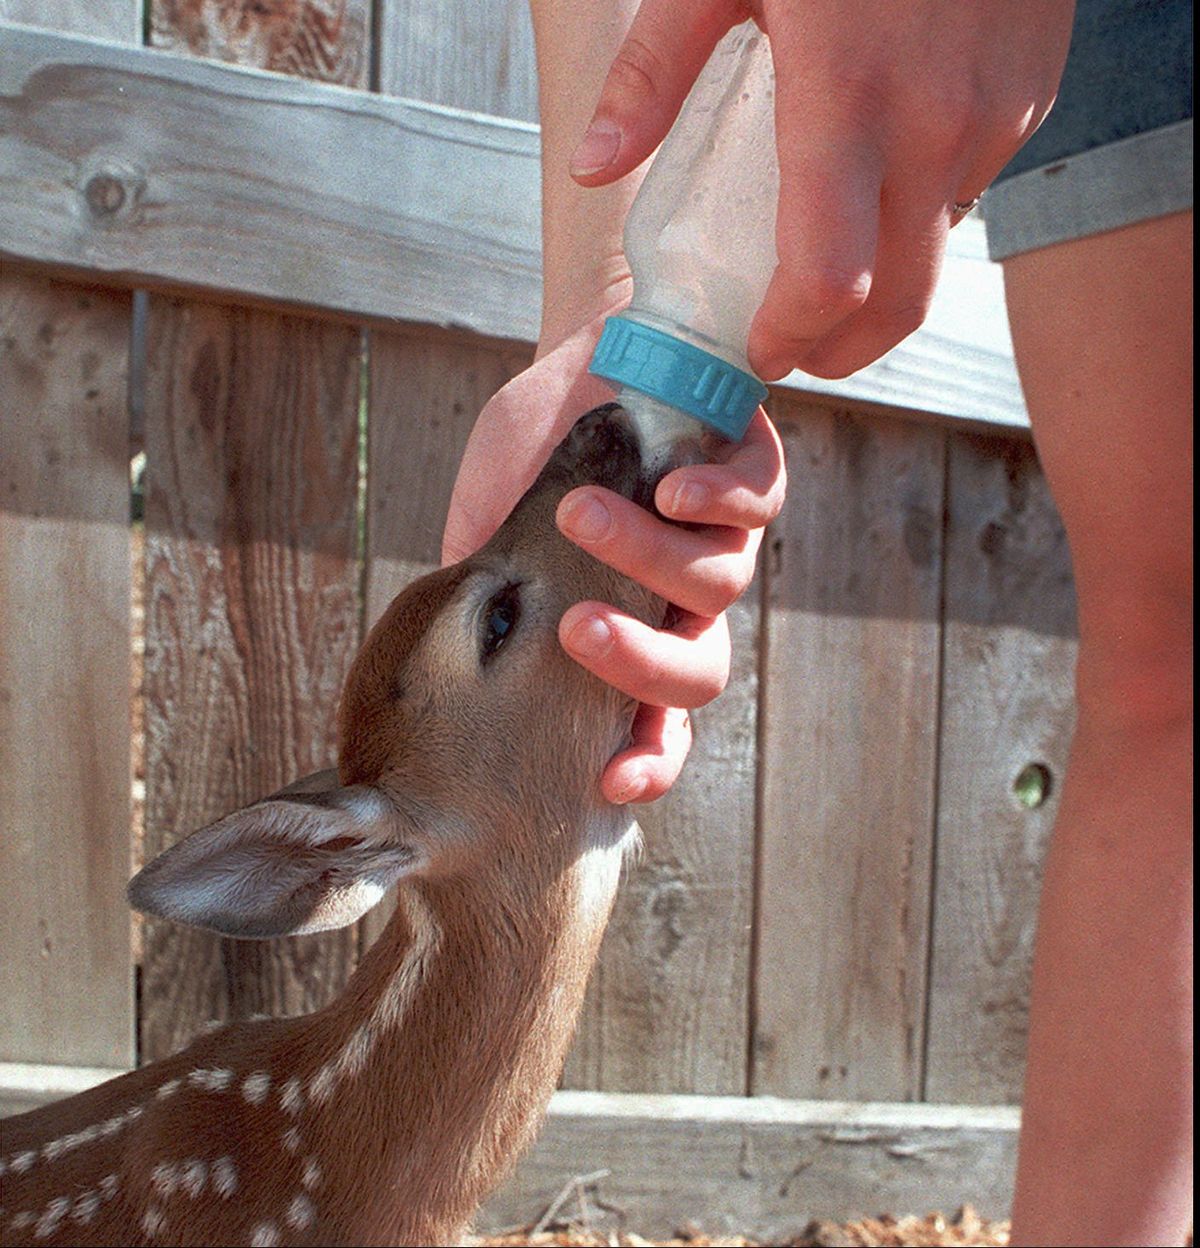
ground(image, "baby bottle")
xmin=589 ymin=20 xmax=779 ymax=458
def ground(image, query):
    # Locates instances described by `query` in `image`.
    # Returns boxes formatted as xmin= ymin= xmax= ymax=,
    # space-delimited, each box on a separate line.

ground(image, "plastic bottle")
xmin=589 ymin=20 xmax=779 ymax=459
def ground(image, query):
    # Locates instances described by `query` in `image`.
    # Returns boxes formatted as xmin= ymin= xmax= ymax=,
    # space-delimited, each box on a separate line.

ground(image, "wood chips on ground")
xmin=478 ymin=1205 xmax=1008 ymax=1247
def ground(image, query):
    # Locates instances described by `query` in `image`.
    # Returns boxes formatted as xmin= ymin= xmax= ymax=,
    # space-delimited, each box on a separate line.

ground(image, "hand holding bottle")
xmin=571 ymin=0 xmax=1074 ymax=380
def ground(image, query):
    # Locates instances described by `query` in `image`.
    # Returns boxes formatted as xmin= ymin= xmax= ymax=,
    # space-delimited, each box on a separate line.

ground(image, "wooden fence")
xmin=0 ymin=1 xmax=1077 ymax=1239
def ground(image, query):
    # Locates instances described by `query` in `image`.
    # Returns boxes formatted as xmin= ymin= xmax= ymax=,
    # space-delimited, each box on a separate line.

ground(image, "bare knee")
xmin=1075 ymin=608 xmax=1191 ymax=738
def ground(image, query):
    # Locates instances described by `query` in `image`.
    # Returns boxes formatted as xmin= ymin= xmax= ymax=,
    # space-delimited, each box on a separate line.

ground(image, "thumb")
xmin=570 ymin=0 xmax=744 ymax=185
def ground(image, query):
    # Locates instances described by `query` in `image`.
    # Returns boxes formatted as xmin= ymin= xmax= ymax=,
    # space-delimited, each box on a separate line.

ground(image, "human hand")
xmin=569 ymin=0 xmax=1075 ymax=379
xmin=443 ymin=321 xmax=786 ymax=806
xmin=555 ymin=407 xmax=784 ymax=803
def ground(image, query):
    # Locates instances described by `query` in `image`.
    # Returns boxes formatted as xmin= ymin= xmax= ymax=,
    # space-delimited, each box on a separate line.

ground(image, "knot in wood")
xmin=77 ymin=155 xmax=145 ymax=225
xmin=85 ymin=173 xmax=126 ymax=216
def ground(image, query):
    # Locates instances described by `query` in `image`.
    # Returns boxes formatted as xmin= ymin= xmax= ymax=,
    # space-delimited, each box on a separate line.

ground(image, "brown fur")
xmin=0 ymin=408 xmax=662 ymax=1247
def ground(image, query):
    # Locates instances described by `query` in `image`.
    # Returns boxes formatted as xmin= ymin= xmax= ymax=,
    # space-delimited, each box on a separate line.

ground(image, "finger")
xmin=559 ymin=604 xmax=730 ymax=709
xmin=557 ymin=488 xmax=760 ymax=619
xmin=570 ymin=0 xmax=741 ymax=184
xmin=746 ymin=56 xmax=886 ymax=379
xmin=601 ymin=704 xmax=693 ymax=805
xmin=655 ymin=408 xmax=787 ymax=528
xmin=798 ymin=176 xmax=952 ymax=379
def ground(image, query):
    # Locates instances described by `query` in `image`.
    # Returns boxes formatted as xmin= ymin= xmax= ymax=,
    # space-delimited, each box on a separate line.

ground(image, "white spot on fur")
xmin=141 ymin=1204 xmax=166 ymax=1238
xmin=35 ymin=1197 xmax=69 ymax=1238
xmin=152 ymin=1161 xmax=180 ymax=1198
xmin=71 ymin=1191 xmax=100 ymax=1225
xmin=156 ymin=1078 xmax=181 ymax=1100
xmin=188 ymin=1067 xmax=234 ymax=1092
xmin=99 ymin=1174 xmax=119 ymax=1201
xmin=301 ymin=1158 xmax=322 ymax=1190
xmin=241 ymin=1071 xmax=271 ymax=1104
xmin=181 ymin=1158 xmax=208 ymax=1198
xmin=307 ymin=1063 xmax=337 ymax=1105
xmin=99 ymin=1114 xmax=126 ymax=1137
xmin=10 ymin=1212 xmax=34 ymax=1230
xmin=281 ymin=1125 xmax=302 ymax=1153
xmin=372 ymin=890 xmax=442 ymax=1030
xmin=211 ymin=1156 xmax=238 ymax=1198
xmin=285 ymin=1192 xmax=316 ymax=1230
xmin=42 ymin=1122 xmax=101 ymax=1162
xmin=11 ymin=1152 xmax=35 ymax=1173
xmin=250 ymin=1221 xmax=281 ymax=1246
xmin=279 ymin=1076 xmax=304 ymax=1116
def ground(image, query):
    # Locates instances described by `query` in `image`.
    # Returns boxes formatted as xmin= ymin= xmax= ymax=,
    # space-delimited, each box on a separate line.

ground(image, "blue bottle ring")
xmin=589 ymin=315 xmax=767 ymax=441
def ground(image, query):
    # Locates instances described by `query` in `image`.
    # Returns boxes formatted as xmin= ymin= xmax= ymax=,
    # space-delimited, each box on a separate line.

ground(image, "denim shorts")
xmin=982 ymin=0 xmax=1193 ymax=261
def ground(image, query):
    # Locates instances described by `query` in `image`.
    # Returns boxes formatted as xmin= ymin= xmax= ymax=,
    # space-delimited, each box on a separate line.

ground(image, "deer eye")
xmin=480 ymin=584 xmax=521 ymax=664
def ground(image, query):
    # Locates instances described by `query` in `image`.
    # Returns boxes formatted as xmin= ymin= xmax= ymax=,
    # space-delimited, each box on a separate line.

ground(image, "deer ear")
xmin=128 ymin=772 xmax=419 ymax=938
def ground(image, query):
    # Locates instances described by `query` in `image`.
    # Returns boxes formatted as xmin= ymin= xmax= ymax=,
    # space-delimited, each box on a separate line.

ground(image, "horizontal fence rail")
xmin=0 ymin=20 xmax=1029 ymax=430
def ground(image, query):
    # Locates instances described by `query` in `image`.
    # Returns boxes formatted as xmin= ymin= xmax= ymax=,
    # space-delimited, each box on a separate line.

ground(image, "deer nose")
xmin=559 ymin=403 xmax=654 ymax=505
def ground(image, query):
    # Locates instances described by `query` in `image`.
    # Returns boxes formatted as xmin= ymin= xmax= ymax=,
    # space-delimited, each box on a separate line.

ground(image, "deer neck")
xmin=298 ymin=804 xmax=636 ymax=1243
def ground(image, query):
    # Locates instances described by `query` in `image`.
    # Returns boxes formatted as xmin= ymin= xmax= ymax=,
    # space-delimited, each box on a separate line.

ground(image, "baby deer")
xmin=1 ymin=406 xmax=665 ymax=1247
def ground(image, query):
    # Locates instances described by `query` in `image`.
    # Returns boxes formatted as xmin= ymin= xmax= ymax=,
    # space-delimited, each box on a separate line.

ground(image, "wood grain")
xmin=0 ymin=0 xmax=138 ymax=38
xmin=754 ymin=398 xmax=944 ymax=1103
xmin=483 ymin=1090 xmax=1020 ymax=1240
xmin=0 ymin=0 xmax=137 ymax=1073
xmin=0 ymin=272 xmax=134 ymax=1069
xmin=139 ymin=299 xmax=362 ymax=1059
xmin=136 ymin=0 xmax=370 ymax=1062
xmin=0 ymin=25 xmax=544 ymax=351
xmin=150 ymin=0 xmax=369 ymax=86
xmin=0 ymin=24 xmax=1029 ymax=430
xmin=923 ymin=433 xmax=1078 ymax=1104
xmin=377 ymin=0 xmax=539 ymax=122
xmin=563 ymin=588 xmax=758 ymax=1094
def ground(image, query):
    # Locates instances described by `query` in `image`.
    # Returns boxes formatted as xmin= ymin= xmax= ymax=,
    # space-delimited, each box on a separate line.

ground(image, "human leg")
xmin=1003 ymin=210 xmax=1193 ymax=1246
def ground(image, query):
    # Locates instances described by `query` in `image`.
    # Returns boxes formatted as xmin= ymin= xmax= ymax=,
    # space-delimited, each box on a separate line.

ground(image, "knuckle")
xmin=884 ymin=301 xmax=928 ymax=344
xmin=807 ymin=300 xmax=930 ymax=379
xmin=606 ymin=36 xmax=667 ymax=110
xmin=774 ymin=256 xmax=873 ymax=326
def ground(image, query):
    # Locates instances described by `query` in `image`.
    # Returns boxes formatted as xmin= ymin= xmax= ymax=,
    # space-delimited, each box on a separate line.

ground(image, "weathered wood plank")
xmin=150 ymin=0 xmax=369 ymax=86
xmin=0 ymin=271 xmax=134 ymax=1070
xmin=378 ymin=0 xmax=539 ymax=122
xmin=564 ymin=588 xmax=758 ymax=1094
xmin=139 ymin=299 xmax=362 ymax=1060
xmin=0 ymin=0 xmax=138 ymax=1073
xmin=363 ymin=330 xmax=533 ymax=622
xmin=0 ymin=23 xmax=544 ymax=348
xmin=482 ymin=1091 xmax=1020 ymax=1239
xmin=754 ymin=399 xmax=943 ymax=1103
xmin=358 ymin=329 xmax=531 ymax=949
xmin=923 ymin=434 xmax=1078 ymax=1104
xmin=135 ymin=0 xmax=371 ymax=1062
xmin=0 ymin=24 xmax=1029 ymax=429
xmin=0 ymin=1068 xmax=1021 ymax=1239
xmin=0 ymin=0 xmax=138 ymax=39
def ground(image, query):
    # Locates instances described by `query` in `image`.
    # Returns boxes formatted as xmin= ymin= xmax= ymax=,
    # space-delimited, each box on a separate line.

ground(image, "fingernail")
xmin=564 ymin=612 xmax=613 ymax=658
xmin=559 ymin=492 xmax=612 ymax=543
xmin=570 ymin=120 xmax=621 ymax=176
xmin=670 ymin=480 xmax=709 ymax=518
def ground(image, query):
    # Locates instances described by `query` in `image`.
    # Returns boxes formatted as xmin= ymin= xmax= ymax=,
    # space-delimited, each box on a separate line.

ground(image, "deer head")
xmin=127 ymin=404 xmax=662 ymax=942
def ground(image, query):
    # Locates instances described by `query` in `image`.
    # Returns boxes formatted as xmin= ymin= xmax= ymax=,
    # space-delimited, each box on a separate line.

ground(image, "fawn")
xmin=1 ymin=405 xmax=671 ymax=1247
